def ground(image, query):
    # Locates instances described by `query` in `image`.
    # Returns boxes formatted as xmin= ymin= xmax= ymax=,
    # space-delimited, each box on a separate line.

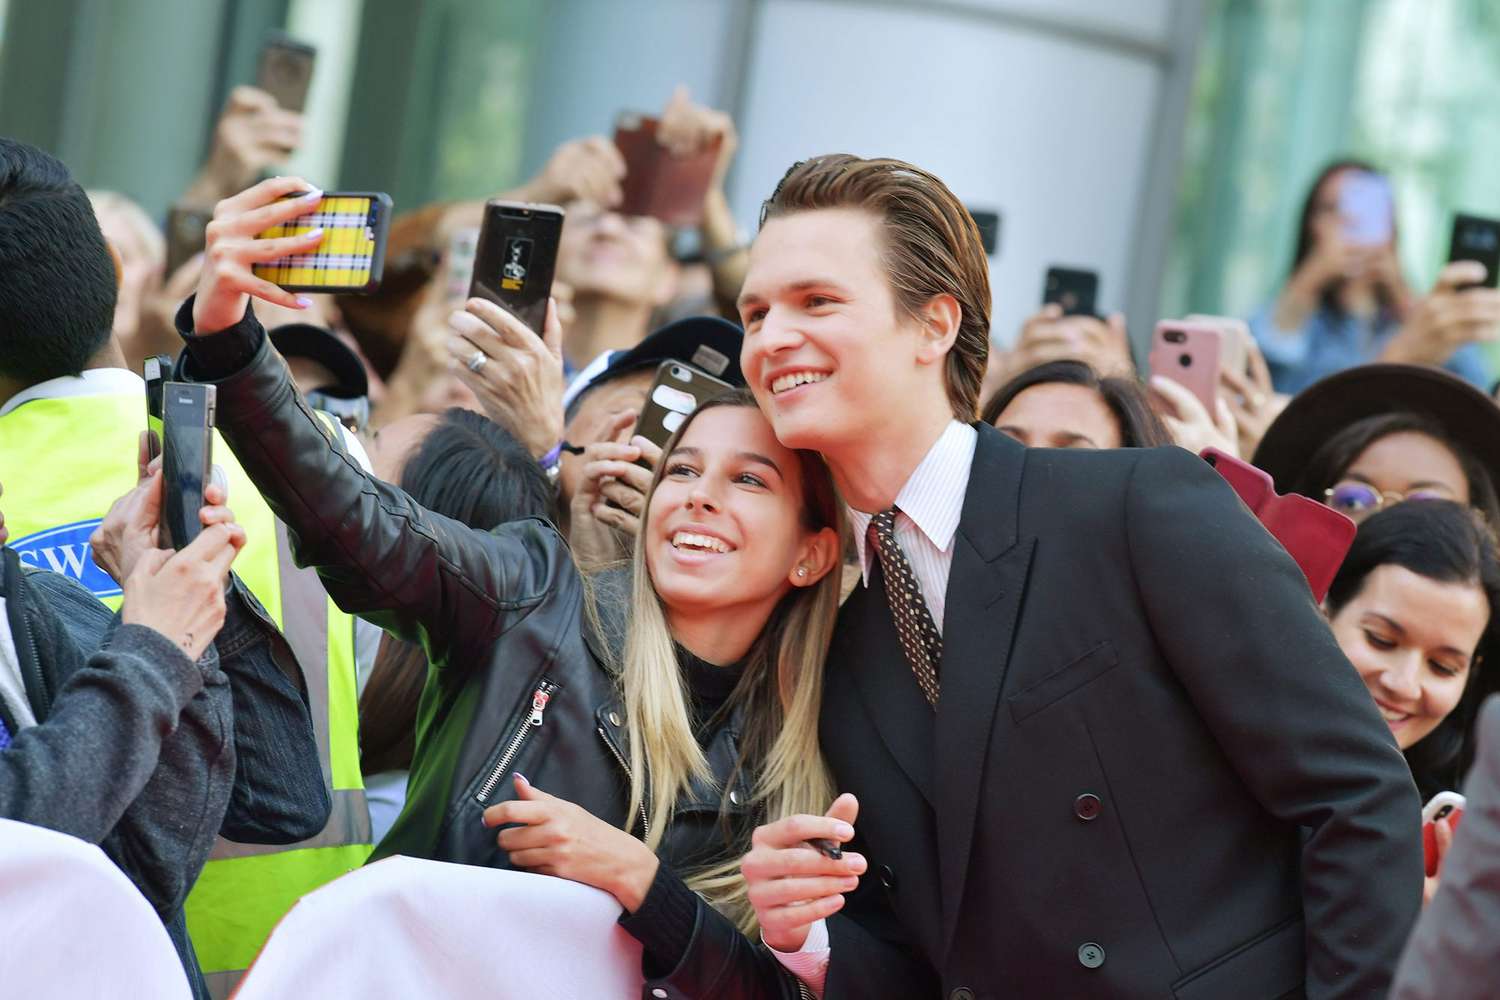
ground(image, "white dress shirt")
xmin=771 ymin=420 xmax=979 ymax=995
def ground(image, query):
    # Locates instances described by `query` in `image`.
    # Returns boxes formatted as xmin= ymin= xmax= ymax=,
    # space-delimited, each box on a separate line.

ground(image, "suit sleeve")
xmin=1390 ymin=696 xmax=1500 ymax=1000
xmin=1123 ymin=445 xmax=1423 ymax=999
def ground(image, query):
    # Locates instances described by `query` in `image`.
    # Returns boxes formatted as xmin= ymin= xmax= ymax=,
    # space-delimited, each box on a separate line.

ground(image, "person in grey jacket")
xmin=0 ymin=461 xmax=331 ymax=999
xmin=1392 ymin=694 xmax=1500 ymax=1000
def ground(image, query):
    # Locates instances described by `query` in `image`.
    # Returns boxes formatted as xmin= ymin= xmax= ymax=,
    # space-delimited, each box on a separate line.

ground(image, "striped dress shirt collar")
xmin=848 ymin=420 xmax=978 ymax=632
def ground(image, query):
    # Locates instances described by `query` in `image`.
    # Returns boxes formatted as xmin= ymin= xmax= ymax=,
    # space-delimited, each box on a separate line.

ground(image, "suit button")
xmin=879 ymin=864 xmax=896 ymax=891
xmin=949 ymin=990 xmax=975 ymax=1000
xmin=1074 ymin=793 xmax=1102 ymax=821
xmin=1078 ymin=942 xmax=1105 ymax=969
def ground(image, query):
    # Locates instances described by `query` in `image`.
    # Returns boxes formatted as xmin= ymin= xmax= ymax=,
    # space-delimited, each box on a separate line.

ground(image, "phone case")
xmin=1338 ymin=171 xmax=1393 ymax=247
xmin=257 ymin=33 xmax=317 ymax=112
xmin=253 ymin=192 xmax=391 ymax=294
xmin=1201 ymin=449 xmax=1357 ymax=603
xmin=1182 ymin=313 xmax=1251 ymax=377
xmin=614 ymin=113 xmax=721 ymax=228
xmin=1422 ymin=792 xmax=1466 ymax=878
xmin=1448 ymin=213 xmax=1500 ymax=289
xmin=1150 ymin=321 xmax=1223 ymax=416
xmin=1041 ymin=267 xmax=1098 ymax=317
xmin=634 ymin=361 xmax=736 ymax=451
xmin=469 ymin=202 xmax=564 ymax=334
xmin=159 ymin=382 xmax=216 ymax=551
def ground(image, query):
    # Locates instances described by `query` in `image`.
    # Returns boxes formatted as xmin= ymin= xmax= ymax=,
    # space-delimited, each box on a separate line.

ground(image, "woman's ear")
xmin=788 ymin=526 xmax=842 ymax=589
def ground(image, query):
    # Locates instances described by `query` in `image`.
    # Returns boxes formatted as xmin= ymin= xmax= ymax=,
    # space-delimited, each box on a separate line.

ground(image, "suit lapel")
xmin=833 ymin=569 xmax=936 ymax=804
xmin=934 ymin=425 xmax=1033 ymax=961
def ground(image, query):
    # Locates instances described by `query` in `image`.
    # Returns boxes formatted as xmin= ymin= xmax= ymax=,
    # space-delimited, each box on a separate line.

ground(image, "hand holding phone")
xmin=469 ymin=201 xmax=564 ymax=334
xmin=1448 ymin=214 xmax=1500 ymax=290
xmin=252 ymin=191 xmax=391 ymax=294
xmin=1041 ymin=267 xmax=1099 ymax=318
xmin=1422 ymin=791 xmax=1465 ymax=879
xmin=614 ymin=112 xmax=721 ymax=227
xmin=1149 ymin=321 xmax=1224 ymax=416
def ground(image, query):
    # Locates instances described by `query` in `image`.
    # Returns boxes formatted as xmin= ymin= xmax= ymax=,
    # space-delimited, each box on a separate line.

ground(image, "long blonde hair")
xmin=601 ymin=389 xmax=843 ymax=934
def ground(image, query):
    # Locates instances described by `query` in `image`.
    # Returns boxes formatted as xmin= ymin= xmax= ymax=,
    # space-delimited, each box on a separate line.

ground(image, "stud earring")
xmin=796 ymin=566 xmax=808 ymax=578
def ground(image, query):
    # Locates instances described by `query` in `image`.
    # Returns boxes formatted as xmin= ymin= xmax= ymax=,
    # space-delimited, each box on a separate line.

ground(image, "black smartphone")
xmin=967 ymin=208 xmax=1000 ymax=256
xmin=165 ymin=204 xmax=212 ymax=277
xmin=143 ymin=354 xmax=172 ymax=463
xmin=469 ymin=201 xmax=565 ymax=334
xmin=634 ymin=360 xmax=735 ymax=452
xmin=256 ymin=33 xmax=317 ymax=113
xmin=159 ymin=382 xmax=215 ymax=550
xmin=1448 ymin=213 xmax=1500 ymax=290
xmin=1042 ymin=266 xmax=1099 ymax=317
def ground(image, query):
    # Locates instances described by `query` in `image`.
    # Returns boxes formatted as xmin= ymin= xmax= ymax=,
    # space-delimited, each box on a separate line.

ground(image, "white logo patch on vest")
xmin=11 ymin=519 xmax=118 ymax=598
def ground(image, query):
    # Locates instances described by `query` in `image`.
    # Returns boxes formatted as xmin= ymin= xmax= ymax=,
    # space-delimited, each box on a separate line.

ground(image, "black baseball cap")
xmin=269 ymin=323 xmax=369 ymax=400
xmin=563 ymin=315 xmax=744 ymax=414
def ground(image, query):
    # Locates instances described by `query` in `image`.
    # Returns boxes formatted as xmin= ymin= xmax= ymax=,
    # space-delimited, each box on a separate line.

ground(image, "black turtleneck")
xmin=677 ymin=644 xmax=744 ymax=740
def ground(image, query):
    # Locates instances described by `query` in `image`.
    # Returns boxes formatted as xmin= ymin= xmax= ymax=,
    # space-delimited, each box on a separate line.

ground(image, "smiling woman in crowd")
xmin=980 ymin=358 xmax=1172 ymax=450
xmin=173 ymin=170 xmax=847 ymax=1000
xmin=1253 ymin=363 xmax=1500 ymax=526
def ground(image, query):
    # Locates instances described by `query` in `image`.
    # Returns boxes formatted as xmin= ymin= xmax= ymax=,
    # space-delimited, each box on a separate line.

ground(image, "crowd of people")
xmin=2 ymin=66 xmax=1500 ymax=1000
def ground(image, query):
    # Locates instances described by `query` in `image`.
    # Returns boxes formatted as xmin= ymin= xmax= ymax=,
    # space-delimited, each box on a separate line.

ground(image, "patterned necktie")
xmin=868 ymin=507 xmax=942 ymax=708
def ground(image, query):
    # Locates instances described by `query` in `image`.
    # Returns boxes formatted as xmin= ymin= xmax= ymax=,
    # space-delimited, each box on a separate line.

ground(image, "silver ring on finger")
xmin=467 ymin=350 xmax=488 ymax=374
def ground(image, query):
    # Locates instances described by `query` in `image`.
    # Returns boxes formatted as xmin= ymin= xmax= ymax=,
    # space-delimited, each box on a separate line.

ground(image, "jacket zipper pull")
xmin=528 ymin=689 xmax=551 ymax=726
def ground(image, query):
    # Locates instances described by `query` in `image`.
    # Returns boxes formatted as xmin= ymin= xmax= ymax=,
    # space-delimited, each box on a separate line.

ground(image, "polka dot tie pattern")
xmin=869 ymin=507 xmax=941 ymax=709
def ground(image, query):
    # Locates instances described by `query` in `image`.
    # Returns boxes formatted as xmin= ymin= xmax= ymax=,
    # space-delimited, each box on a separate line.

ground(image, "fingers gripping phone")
xmin=143 ymin=354 xmax=173 ymax=463
xmin=614 ymin=113 xmax=720 ymax=228
xmin=257 ymin=33 xmax=317 ymax=113
xmin=1042 ymin=267 xmax=1099 ymax=318
xmin=1448 ymin=213 xmax=1500 ymax=290
xmin=253 ymin=192 xmax=392 ymax=294
xmin=469 ymin=201 xmax=564 ymax=334
xmin=1149 ymin=321 xmax=1224 ymax=416
xmin=1422 ymin=791 xmax=1466 ymax=878
xmin=159 ymin=383 xmax=216 ymax=551
xmin=634 ymin=361 xmax=735 ymax=451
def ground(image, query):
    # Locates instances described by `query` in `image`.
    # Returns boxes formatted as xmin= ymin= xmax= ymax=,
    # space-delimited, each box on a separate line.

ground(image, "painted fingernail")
xmin=303 ymin=227 xmax=324 ymax=239
xmin=295 ymin=296 xmax=314 ymax=310
xmin=834 ymin=822 xmax=855 ymax=839
xmin=302 ymin=188 xmax=324 ymax=201
xmin=513 ymin=772 xmax=528 ymax=785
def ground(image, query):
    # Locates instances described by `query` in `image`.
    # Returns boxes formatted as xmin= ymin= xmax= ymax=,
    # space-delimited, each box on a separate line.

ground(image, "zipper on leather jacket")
xmin=474 ymin=679 xmax=558 ymax=805
xmin=597 ymin=723 xmax=651 ymax=837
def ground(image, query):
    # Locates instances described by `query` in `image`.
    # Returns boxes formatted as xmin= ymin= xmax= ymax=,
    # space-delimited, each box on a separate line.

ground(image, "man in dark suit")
xmin=734 ymin=154 xmax=1423 ymax=999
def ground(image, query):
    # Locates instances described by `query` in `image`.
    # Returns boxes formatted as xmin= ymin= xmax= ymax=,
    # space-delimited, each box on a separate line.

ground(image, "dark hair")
xmin=1289 ymin=412 xmax=1500 ymax=526
xmin=0 ymin=139 xmax=117 ymax=384
xmin=1326 ymin=500 xmax=1500 ymax=797
xmin=358 ymin=408 xmax=557 ymax=775
xmin=1290 ymin=158 xmax=1395 ymax=317
xmin=760 ymin=154 xmax=991 ymax=421
xmin=979 ymin=359 xmax=1173 ymax=448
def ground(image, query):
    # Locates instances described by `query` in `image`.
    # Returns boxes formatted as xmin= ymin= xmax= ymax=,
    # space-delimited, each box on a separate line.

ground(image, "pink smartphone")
xmin=1201 ymin=448 xmax=1357 ymax=603
xmin=1150 ymin=321 xmax=1224 ymax=416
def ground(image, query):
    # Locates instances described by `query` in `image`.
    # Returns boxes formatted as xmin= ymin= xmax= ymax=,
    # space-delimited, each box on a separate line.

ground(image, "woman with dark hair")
xmin=1324 ymin=501 xmax=1500 ymax=896
xmin=359 ymin=408 xmax=556 ymax=843
xmin=1249 ymin=159 xmax=1497 ymax=392
xmin=1253 ymin=364 xmax=1500 ymax=527
xmin=980 ymin=358 xmax=1172 ymax=449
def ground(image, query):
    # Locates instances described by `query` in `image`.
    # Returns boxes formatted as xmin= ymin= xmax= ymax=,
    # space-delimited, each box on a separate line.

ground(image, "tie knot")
xmin=871 ymin=506 xmax=899 ymax=534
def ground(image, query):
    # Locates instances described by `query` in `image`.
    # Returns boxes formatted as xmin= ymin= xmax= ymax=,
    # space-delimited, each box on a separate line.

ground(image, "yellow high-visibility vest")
xmin=0 ymin=387 xmax=372 ymax=998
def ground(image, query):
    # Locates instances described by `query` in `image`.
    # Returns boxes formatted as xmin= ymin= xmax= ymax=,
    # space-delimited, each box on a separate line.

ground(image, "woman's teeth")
xmin=770 ymin=371 xmax=829 ymax=395
xmin=672 ymin=531 xmax=731 ymax=553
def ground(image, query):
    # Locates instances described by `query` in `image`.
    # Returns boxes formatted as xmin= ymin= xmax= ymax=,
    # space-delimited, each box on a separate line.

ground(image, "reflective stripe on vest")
xmin=0 ymin=390 xmax=370 ymax=992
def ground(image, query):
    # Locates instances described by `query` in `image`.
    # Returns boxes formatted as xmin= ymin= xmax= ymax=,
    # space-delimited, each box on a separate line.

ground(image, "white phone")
xmin=1423 ymin=790 xmax=1466 ymax=825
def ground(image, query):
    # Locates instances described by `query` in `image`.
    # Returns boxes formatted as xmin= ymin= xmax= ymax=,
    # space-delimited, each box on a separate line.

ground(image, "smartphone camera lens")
xmin=1164 ymin=329 xmax=1186 ymax=345
xmin=1178 ymin=354 xmax=1192 ymax=368
xmin=670 ymin=365 xmax=689 ymax=380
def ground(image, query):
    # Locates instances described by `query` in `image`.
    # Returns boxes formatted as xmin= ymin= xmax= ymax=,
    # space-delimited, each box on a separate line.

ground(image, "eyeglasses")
xmin=1323 ymin=482 xmax=1448 ymax=517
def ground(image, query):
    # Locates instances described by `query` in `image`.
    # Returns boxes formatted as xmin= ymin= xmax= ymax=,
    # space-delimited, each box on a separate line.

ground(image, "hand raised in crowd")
xmin=1423 ymin=813 xmax=1455 ymax=906
xmin=741 ymin=793 xmax=865 ymax=952
xmin=192 ymin=175 xmax=327 ymax=334
xmin=1150 ymin=374 xmax=1239 ymax=459
xmin=568 ymin=412 xmax=662 ymax=569
xmin=659 ymin=85 xmax=737 ymax=193
xmin=448 ymin=297 xmax=566 ymax=459
xmin=1003 ymin=305 xmax=1134 ymax=382
xmin=1218 ymin=333 xmax=1286 ymax=458
xmin=484 ymin=774 xmax=660 ymax=913
xmin=1380 ymin=260 xmax=1500 ymax=367
xmin=120 ymin=522 xmax=243 ymax=661
xmin=183 ymin=87 xmax=304 ymax=207
xmin=520 ymin=136 xmax=627 ymax=209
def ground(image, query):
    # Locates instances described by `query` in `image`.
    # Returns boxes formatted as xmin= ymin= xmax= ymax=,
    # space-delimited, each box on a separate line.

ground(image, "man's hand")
xmin=447 ymin=297 xmax=566 ymax=459
xmin=741 ymin=794 xmax=865 ymax=953
xmin=568 ymin=424 xmax=661 ymax=569
xmin=1381 ymin=261 xmax=1500 ymax=366
xmin=193 ymin=176 xmax=326 ymax=334
xmin=484 ymin=774 xmax=660 ymax=913
xmin=520 ymin=136 xmax=626 ymax=209
xmin=120 ymin=520 xmax=245 ymax=661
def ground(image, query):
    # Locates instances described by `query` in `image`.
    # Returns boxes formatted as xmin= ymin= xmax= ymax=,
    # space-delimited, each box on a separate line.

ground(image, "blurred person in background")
xmin=1253 ymin=364 xmax=1500 ymax=527
xmin=358 ymin=407 xmax=556 ymax=843
xmin=89 ymin=190 xmax=167 ymax=372
xmin=980 ymin=358 xmax=1172 ymax=450
xmin=1323 ymin=500 xmax=1500 ymax=901
xmin=1249 ymin=160 xmax=1499 ymax=392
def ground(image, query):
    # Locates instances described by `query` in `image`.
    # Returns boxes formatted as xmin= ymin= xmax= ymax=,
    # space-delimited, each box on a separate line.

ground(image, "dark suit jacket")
xmin=821 ymin=426 xmax=1423 ymax=1000
xmin=1391 ymin=695 xmax=1500 ymax=1000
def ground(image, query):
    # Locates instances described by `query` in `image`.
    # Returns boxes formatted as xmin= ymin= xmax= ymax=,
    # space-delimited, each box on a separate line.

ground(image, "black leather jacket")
xmin=178 ymin=303 xmax=807 ymax=999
